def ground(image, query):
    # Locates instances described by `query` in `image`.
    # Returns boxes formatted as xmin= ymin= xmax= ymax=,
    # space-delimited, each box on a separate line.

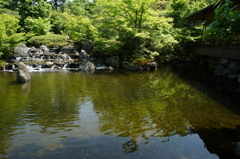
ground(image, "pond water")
xmin=0 ymin=64 xmax=240 ymax=159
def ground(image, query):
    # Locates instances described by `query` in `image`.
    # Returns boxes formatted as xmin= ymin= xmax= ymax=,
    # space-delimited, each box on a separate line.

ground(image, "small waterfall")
xmin=12 ymin=64 xmax=15 ymax=70
xmin=96 ymin=66 xmax=109 ymax=70
xmin=67 ymin=55 xmax=73 ymax=62
xmin=26 ymin=56 xmax=31 ymax=60
xmin=16 ymin=57 xmax=21 ymax=61
xmin=51 ymin=64 xmax=56 ymax=70
xmin=62 ymin=64 xmax=68 ymax=69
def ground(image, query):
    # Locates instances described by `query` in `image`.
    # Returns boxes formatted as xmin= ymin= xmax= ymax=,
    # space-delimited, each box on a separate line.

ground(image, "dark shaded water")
xmin=0 ymin=65 xmax=240 ymax=159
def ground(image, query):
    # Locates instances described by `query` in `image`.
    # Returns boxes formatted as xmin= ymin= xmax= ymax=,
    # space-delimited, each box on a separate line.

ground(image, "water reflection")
xmin=91 ymin=71 xmax=193 ymax=140
xmin=122 ymin=140 xmax=138 ymax=154
xmin=0 ymin=66 xmax=240 ymax=158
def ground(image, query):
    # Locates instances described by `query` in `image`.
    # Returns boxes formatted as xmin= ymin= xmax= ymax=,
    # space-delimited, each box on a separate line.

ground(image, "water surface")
xmin=0 ymin=65 xmax=240 ymax=159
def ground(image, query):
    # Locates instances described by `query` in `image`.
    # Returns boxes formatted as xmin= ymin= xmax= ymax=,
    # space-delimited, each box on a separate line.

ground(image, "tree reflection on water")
xmin=0 ymin=66 xmax=240 ymax=158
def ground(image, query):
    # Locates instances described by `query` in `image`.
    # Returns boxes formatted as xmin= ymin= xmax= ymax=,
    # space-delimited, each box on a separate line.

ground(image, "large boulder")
xmin=40 ymin=45 xmax=49 ymax=53
xmin=128 ymin=65 xmax=143 ymax=72
xmin=228 ymin=61 xmax=240 ymax=74
xmin=214 ymin=65 xmax=225 ymax=76
xmin=73 ymin=49 xmax=80 ymax=55
xmin=79 ymin=61 xmax=95 ymax=71
xmin=61 ymin=53 xmax=69 ymax=61
xmin=14 ymin=44 xmax=31 ymax=56
xmin=147 ymin=62 xmax=158 ymax=70
xmin=79 ymin=49 xmax=89 ymax=62
xmin=220 ymin=58 xmax=232 ymax=67
xmin=105 ymin=56 xmax=120 ymax=68
xmin=16 ymin=62 xmax=31 ymax=82
xmin=82 ymin=40 xmax=93 ymax=54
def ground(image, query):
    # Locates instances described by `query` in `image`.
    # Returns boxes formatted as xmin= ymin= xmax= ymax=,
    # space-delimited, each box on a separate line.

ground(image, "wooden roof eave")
xmin=184 ymin=4 xmax=215 ymax=20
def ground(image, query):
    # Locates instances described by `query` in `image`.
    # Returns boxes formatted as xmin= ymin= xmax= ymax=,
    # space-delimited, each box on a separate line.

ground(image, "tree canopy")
xmin=0 ymin=0 xmax=217 ymax=60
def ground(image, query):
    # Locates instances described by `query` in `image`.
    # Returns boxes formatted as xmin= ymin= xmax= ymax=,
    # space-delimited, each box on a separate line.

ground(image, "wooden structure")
xmin=185 ymin=0 xmax=240 ymax=60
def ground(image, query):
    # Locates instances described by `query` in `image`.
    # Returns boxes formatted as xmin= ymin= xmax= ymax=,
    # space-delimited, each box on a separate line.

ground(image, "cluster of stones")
xmin=12 ymin=40 xmax=159 ymax=83
xmin=14 ymin=44 xmax=77 ymax=61
xmin=214 ymin=58 xmax=240 ymax=93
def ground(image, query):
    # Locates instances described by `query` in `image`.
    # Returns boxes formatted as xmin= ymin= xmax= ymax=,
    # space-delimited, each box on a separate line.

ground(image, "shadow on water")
xmin=169 ymin=64 xmax=240 ymax=113
xmin=168 ymin=63 xmax=240 ymax=159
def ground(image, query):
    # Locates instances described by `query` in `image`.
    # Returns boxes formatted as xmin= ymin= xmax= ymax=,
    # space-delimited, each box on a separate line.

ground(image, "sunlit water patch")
xmin=0 ymin=65 xmax=240 ymax=159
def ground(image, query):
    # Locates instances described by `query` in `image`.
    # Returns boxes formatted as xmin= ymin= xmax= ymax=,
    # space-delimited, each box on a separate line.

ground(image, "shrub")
xmin=27 ymin=34 xmax=68 ymax=47
xmin=133 ymin=58 xmax=150 ymax=67
xmin=0 ymin=60 xmax=6 ymax=67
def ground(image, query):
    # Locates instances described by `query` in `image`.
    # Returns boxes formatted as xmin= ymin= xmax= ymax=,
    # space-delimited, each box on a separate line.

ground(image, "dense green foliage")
xmin=0 ymin=13 xmax=25 ymax=57
xmin=93 ymin=0 xmax=178 ymax=59
xmin=64 ymin=14 xmax=98 ymax=42
xmin=206 ymin=0 xmax=240 ymax=40
xmin=0 ymin=0 xmax=219 ymax=60
xmin=25 ymin=17 xmax=52 ymax=36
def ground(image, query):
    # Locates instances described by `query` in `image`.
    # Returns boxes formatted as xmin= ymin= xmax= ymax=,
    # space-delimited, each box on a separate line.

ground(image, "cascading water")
xmin=2 ymin=45 xmax=110 ymax=72
xmin=62 ymin=63 xmax=68 ymax=69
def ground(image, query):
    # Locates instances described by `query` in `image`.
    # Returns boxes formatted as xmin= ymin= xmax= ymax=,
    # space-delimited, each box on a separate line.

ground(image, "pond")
xmin=0 ymin=64 xmax=240 ymax=159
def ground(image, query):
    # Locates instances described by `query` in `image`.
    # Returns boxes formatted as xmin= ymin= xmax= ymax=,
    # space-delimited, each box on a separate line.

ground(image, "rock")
xmin=73 ymin=49 xmax=79 ymax=55
xmin=16 ymin=62 xmax=31 ymax=82
xmin=45 ymin=62 xmax=54 ymax=66
xmin=82 ymin=40 xmax=93 ymax=54
xmin=79 ymin=61 xmax=95 ymax=71
xmin=108 ymin=66 xmax=114 ymax=71
xmin=105 ymin=56 xmax=120 ymax=68
xmin=14 ymin=44 xmax=31 ymax=56
xmin=214 ymin=65 xmax=225 ymax=76
xmin=40 ymin=45 xmax=49 ymax=53
xmin=61 ymin=53 xmax=69 ymax=61
xmin=79 ymin=49 xmax=89 ymax=62
xmin=128 ymin=65 xmax=143 ymax=72
xmin=220 ymin=58 xmax=232 ymax=67
xmin=29 ymin=48 xmax=43 ymax=54
xmin=122 ymin=61 xmax=132 ymax=69
xmin=235 ymin=142 xmax=240 ymax=157
xmin=147 ymin=62 xmax=158 ymax=70
xmin=228 ymin=74 xmax=238 ymax=80
xmin=228 ymin=61 xmax=240 ymax=74
xmin=143 ymin=67 xmax=150 ymax=71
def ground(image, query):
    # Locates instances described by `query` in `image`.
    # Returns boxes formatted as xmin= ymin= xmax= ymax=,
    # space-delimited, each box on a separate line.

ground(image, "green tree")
xmin=64 ymin=0 xmax=90 ymax=16
xmin=50 ymin=10 xmax=67 ymax=34
xmin=64 ymin=13 xmax=98 ymax=43
xmin=24 ymin=17 xmax=52 ymax=36
xmin=0 ymin=0 xmax=19 ymax=17
xmin=16 ymin=0 xmax=52 ymax=31
xmin=0 ymin=13 xmax=25 ymax=57
xmin=167 ymin=0 xmax=216 ymax=55
xmin=48 ymin=0 xmax=67 ymax=10
xmin=94 ymin=0 xmax=177 ymax=59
